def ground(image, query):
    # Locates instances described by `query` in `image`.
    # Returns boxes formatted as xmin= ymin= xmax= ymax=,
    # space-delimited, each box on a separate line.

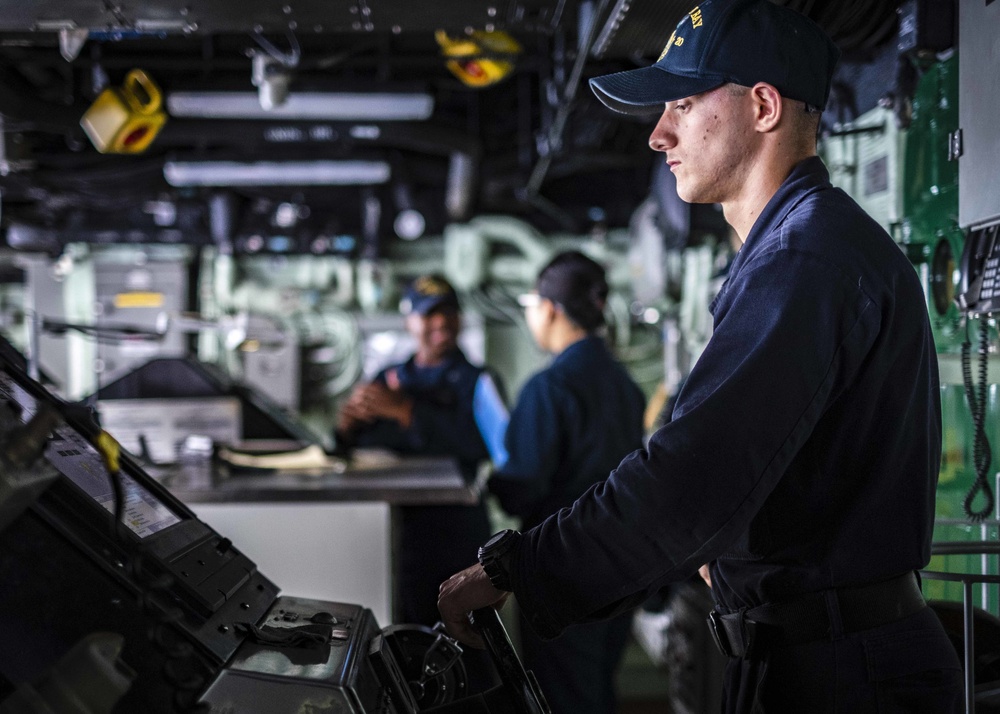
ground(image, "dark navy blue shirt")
xmin=354 ymin=348 xmax=491 ymax=478
xmin=488 ymin=335 xmax=646 ymax=529
xmin=509 ymin=157 xmax=941 ymax=638
xmin=350 ymin=347 xmax=495 ymax=625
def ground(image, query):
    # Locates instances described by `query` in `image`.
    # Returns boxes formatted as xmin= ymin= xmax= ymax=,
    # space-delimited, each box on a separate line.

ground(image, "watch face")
xmin=485 ymin=530 xmax=511 ymax=549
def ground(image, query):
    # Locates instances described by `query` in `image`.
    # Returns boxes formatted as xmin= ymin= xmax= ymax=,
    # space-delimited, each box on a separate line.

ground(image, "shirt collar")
xmin=739 ymin=156 xmax=830 ymax=259
xmin=729 ymin=156 xmax=830 ymax=282
xmin=400 ymin=347 xmax=466 ymax=380
xmin=711 ymin=156 xmax=830 ymax=312
xmin=552 ymin=334 xmax=604 ymax=366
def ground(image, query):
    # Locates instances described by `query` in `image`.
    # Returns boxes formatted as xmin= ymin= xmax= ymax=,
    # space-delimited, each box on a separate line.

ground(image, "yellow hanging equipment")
xmin=434 ymin=29 xmax=522 ymax=88
xmin=80 ymin=69 xmax=167 ymax=154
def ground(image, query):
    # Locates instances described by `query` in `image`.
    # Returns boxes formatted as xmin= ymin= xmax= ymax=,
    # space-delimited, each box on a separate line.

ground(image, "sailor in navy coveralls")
xmin=336 ymin=275 xmax=498 ymax=628
xmin=439 ymin=2 xmax=963 ymax=711
xmin=489 ymin=252 xmax=646 ymax=714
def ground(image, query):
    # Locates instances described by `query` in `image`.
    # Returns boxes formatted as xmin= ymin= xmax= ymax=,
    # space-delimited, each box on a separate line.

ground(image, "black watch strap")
xmin=478 ymin=529 xmax=520 ymax=592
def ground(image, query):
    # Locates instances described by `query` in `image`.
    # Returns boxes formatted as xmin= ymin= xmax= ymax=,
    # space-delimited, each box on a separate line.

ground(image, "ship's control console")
xmin=0 ymin=336 xmax=549 ymax=714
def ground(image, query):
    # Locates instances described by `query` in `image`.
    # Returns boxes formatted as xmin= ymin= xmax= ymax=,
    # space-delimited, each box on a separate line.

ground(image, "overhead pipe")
xmin=157 ymin=119 xmax=481 ymax=221
xmin=523 ymin=0 xmax=612 ymax=228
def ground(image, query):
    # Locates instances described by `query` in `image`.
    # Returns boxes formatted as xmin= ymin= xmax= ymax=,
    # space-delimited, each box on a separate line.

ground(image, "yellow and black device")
xmin=80 ymin=69 xmax=167 ymax=154
xmin=435 ymin=29 xmax=522 ymax=88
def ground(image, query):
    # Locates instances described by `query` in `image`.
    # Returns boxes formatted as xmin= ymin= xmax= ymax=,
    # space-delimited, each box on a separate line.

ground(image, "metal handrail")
xmin=932 ymin=541 xmax=1000 ymax=557
xmin=923 ymin=541 xmax=1000 ymax=714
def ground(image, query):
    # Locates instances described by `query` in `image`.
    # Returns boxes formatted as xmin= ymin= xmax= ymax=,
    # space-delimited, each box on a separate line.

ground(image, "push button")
xmin=309 ymin=611 xmax=338 ymax=625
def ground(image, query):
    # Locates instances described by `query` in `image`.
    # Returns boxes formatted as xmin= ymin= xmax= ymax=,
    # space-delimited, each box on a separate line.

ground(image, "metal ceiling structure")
xmin=0 ymin=0 xmax=904 ymax=254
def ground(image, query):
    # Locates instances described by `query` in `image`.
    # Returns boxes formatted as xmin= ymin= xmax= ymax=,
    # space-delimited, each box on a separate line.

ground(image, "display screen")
xmin=46 ymin=425 xmax=182 ymax=538
xmin=0 ymin=373 xmax=183 ymax=539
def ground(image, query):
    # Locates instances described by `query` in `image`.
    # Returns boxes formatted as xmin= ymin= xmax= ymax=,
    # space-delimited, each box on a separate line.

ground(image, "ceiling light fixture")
xmin=166 ymin=91 xmax=434 ymax=121
xmin=163 ymin=160 xmax=391 ymax=187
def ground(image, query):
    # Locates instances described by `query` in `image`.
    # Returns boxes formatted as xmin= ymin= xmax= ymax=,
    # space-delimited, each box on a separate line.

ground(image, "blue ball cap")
xmin=400 ymin=274 xmax=460 ymax=315
xmin=589 ymin=0 xmax=840 ymax=115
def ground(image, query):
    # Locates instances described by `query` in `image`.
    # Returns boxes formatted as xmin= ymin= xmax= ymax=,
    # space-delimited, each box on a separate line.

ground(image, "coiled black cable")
xmin=960 ymin=318 xmax=994 ymax=521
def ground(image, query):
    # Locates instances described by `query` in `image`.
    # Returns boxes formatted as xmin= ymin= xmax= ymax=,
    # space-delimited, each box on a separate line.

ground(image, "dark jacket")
xmin=489 ymin=335 xmax=646 ymax=529
xmin=352 ymin=348 xmax=491 ymax=479
xmin=508 ymin=157 xmax=941 ymax=639
xmin=348 ymin=347 xmax=494 ymax=625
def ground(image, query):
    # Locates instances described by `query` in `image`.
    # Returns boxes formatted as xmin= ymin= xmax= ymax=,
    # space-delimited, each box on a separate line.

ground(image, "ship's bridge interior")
xmin=2 ymin=1 xmax=1000 ymax=713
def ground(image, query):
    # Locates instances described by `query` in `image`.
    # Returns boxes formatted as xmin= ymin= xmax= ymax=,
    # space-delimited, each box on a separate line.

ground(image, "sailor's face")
xmin=647 ymin=85 xmax=755 ymax=205
xmin=408 ymin=306 xmax=460 ymax=361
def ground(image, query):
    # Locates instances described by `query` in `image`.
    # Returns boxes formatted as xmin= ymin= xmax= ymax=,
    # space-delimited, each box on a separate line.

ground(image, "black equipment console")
xmin=0 ymin=336 xmax=547 ymax=713
xmin=0 ymin=338 xmax=279 ymax=711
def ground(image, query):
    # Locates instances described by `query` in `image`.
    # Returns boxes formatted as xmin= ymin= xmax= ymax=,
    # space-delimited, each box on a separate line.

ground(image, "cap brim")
xmin=589 ymin=65 xmax=724 ymax=116
xmin=411 ymin=294 xmax=460 ymax=315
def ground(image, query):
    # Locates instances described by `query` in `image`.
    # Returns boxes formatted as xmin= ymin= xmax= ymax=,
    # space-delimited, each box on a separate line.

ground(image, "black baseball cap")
xmin=589 ymin=0 xmax=840 ymax=115
xmin=401 ymin=274 xmax=460 ymax=315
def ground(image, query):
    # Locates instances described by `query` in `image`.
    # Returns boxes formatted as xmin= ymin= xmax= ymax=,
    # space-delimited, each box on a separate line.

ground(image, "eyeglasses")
xmin=517 ymin=292 xmax=542 ymax=308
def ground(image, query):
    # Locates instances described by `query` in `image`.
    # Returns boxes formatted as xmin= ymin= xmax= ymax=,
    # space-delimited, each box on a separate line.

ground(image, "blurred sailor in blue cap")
xmin=336 ymin=275 xmax=507 ymax=630
xmin=487 ymin=251 xmax=646 ymax=714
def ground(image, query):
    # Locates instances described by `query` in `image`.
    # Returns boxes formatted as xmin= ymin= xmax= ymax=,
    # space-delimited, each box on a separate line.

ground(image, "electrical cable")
xmin=960 ymin=318 xmax=994 ymax=522
xmin=250 ymin=28 xmax=301 ymax=68
xmin=98 ymin=432 xmax=212 ymax=712
xmin=41 ymin=319 xmax=164 ymax=345
xmin=481 ymin=284 xmax=542 ymax=347
xmin=525 ymin=0 xmax=612 ymax=198
xmin=296 ymin=307 xmax=364 ymax=399
xmin=466 ymin=287 xmax=516 ymax=324
xmin=484 ymin=284 xmax=527 ymax=324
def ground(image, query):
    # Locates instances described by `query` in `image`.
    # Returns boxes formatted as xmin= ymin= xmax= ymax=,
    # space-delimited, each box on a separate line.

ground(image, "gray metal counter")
xmin=158 ymin=455 xmax=479 ymax=506
xmin=152 ymin=452 xmax=481 ymax=624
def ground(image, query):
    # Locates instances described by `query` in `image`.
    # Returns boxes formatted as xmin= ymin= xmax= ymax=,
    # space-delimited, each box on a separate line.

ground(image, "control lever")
xmin=378 ymin=622 xmax=469 ymax=709
xmin=470 ymin=608 xmax=552 ymax=714
xmin=419 ymin=625 xmax=464 ymax=682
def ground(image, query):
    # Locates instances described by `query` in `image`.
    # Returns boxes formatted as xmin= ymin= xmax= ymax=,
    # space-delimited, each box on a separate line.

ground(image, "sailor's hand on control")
xmin=438 ymin=563 xmax=509 ymax=648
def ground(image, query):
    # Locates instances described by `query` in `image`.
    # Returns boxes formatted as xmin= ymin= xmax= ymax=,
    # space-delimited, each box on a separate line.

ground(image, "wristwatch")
xmin=477 ymin=529 xmax=521 ymax=592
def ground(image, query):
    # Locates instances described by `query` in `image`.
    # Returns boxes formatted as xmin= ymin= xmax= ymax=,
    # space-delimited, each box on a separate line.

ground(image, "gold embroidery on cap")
xmin=674 ymin=36 xmax=684 ymax=46
xmin=657 ymin=31 xmax=677 ymax=61
xmin=415 ymin=276 xmax=450 ymax=296
xmin=689 ymin=6 xmax=704 ymax=28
